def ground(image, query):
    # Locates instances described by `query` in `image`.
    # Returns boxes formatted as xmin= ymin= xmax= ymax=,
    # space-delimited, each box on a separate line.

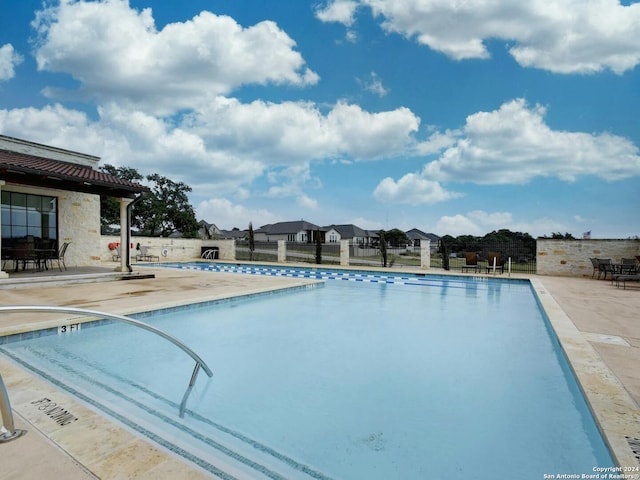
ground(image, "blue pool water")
xmin=1 ymin=263 xmax=614 ymax=479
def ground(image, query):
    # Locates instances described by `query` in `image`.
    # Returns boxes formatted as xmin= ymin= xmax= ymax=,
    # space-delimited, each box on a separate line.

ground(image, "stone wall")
xmin=101 ymin=237 xmax=237 ymax=263
xmin=537 ymin=239 xmax=640 ymax=277
xmin=58 ymin=190 xmax=101 ymax=267
xmin=99 ymin=236 xmax=640 ymax=277
xmin=103 ymin=235 xmax=202 ymax=262
xmin=206 ymin=240 xmax=235 ymax=260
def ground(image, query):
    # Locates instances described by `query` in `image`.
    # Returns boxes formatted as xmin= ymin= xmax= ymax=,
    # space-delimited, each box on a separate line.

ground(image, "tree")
xmin=98 ymin=164 xmax=144 ymax=232
xmin=383 ymin=228 xmax=409 ymax=247
xmin=136 ymin=173 xmax=199 ymax=238
xmin=379 ymin=230 xmax=388 ymax=267
xmin=248 ymin=222 xmax=255 ymax=261
xmin=315 ymin=228 xmax=322 ymax=264
xmin=548 ymin=232 xmax=576 ymax=239
xmin=99 ymin=165 xmax=199 ymax=238
xmin=440 ymin=236 xmax=452 ymax=270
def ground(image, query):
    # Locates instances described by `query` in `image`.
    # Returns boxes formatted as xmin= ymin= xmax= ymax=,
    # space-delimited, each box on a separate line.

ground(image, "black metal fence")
xmin=349 ymin=243 xmax=421 ymax=268
xmin=432 ymin=240 xmax=537 ymax=274
xmin=235 ymin=241 xmax=278 ymax=262
xmin=285 ymin=242 xmax=341 ymax=265
xmin=234 ymin=239 xmax=537 ymax=273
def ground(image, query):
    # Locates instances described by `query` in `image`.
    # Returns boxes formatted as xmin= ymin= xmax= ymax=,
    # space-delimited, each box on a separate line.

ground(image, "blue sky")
xmin=1 ymin=0 xmax=639 ymax=238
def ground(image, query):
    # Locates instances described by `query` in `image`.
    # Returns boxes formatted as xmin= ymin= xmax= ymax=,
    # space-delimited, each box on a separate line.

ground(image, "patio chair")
xmin=615 ymin=274 xmax=640 ymax=290
xmin=50 ymin=242 xmax=70 ymax=271
xmin=112 ymin=245 xmax=121 ymax=262
xmin=136 ymin=245 xmax=159 ymax=262
xmin=620 ymin=258 xmax=639 ymax=275
xmin=486 ymin=252 xmax=504 ymax=274
xmin=597 ymin=258 xmax=614 ymax=280
xmin=589 ymin=258 xmax=600 ymax=278
xmin=12 ymin=237 xmax=37 ymax=271
xmin=37 ymin=238 xmax=58 ymax=271
xmin=461 ymin=252 xmax=479 ymax=273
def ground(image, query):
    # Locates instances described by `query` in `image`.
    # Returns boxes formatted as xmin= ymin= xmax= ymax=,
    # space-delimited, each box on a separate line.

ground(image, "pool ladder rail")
xmin=0 ymin=305 xmax=214 ymax=423
xmin=0 ymin=371 xmax=27 ymax=443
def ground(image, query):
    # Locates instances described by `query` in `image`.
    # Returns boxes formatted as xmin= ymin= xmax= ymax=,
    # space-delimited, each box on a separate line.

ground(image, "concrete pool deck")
xmin=1 ymin=265 xmax=639 ymax=479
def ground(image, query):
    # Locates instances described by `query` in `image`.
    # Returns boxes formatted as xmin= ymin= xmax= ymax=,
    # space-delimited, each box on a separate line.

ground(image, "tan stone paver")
xmin=1 ymin=266 xmax=639 ymax=478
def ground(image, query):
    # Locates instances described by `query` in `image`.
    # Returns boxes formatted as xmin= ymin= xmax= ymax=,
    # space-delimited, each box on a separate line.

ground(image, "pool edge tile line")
xmin=530 ymin=278 xmax=640 ymax=470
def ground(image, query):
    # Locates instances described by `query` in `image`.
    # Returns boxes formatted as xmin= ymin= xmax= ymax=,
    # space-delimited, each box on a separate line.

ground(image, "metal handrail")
xmin=201 ymin=249 xmax=217 ymax=259
xmin=0 ymin=372 xmax=26 ymax=442
xmin=0 ymin=306 xmax=213 ymax=418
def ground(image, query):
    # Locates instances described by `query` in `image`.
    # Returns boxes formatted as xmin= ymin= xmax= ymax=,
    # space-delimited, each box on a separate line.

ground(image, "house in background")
xmin=254 ymin=220 xmax=323 ymax=243
xmin=197 ymin=220 xmax=221 ymax=239
xmin=0 ymin=135 xmax=148 ymax=276
xmin=218 ymin=228 xmax=247 ymax=240
xmin=323 ymin=224 xmax=374 ymax=246
xmin=406 ymin=228 xmax=440 ymax=253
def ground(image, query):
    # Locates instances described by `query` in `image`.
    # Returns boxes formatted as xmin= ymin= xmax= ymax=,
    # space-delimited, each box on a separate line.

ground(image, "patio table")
xmin=1 ymin=247 xmax=56 ymax=272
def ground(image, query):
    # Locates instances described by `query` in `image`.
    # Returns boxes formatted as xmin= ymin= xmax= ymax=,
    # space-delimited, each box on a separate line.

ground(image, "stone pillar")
xmin=340 ymin=240 xmax=350 ymax=266
xmin=420 ymin=240 xmax=431 ymax=270
xmin=116 ymin=198 xmax=133 ymax=272
xmin=0 ymin=181 xmax=7 ymax=278
xmin=277 ymin=240 xmax=286 ymax=263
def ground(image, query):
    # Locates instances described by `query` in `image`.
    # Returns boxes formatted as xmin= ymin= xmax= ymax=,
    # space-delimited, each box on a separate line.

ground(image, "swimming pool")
xmin=1 ymin=264 xmax=615 ymax=479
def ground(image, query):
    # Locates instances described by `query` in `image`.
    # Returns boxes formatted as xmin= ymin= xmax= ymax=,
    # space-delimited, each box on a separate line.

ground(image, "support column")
xmin=420 ymin=240 xmax=431 ymax=270
xmin=0 ymin=181 xmax=8 ymax=278
xmin=115 ymin=198 xmax=133 ymax=272
xmin=277 ymin=240 xmax=286 ymax=263
xmin=340 ymin=240 xmax=350 ymax=266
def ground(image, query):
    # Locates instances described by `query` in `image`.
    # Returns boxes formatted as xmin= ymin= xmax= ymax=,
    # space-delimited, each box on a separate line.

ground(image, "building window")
xmin=1 ymin=192 xmax=58 ymax=241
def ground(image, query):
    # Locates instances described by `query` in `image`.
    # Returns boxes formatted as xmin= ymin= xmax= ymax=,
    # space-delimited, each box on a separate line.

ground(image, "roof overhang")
xmin=0 ymin=149 xmax=149 ymax=198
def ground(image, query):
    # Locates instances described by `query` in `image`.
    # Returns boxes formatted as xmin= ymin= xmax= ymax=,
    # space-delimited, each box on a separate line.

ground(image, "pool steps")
xmin=0 ymin=306 xmax=212 ymax=418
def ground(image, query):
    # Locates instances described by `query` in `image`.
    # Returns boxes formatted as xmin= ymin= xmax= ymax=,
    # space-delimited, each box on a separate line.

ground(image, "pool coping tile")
xmin=1 ymin=266 xmax=639 ymax=478
xmin=530 ymin=278 xmax=640 ymax=471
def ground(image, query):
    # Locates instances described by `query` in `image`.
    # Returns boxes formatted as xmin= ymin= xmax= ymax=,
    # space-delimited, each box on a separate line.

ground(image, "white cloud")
xmin=413 ymin=129 xmax=458 ymax=156
xmin=1 ymin=94 xmax=422 ymax=201
xmin=373 ymin=174 xmax=463 ymax=205
xmin=264 ymin=164 xmax=320 ymax=211
xmin=196 ymin=197 xmax=279 ymax=229
xmin=467 ymin=210 xmax=513 ymax=228
xmin=32 ymin=0 xmax=318 ymax=115
xmin=326 ymin=102 xmax=419 ymax=159
xmin=375 ymin=98 xmax=640 ymax=207
xmin=345 ymin=30 xmax=358 ymax=43
xmin=361 ymin=72 xmax=388 ymax=97
xmin=434 ymin=210 xmax=569 ymax=237
xmin=0 ymin=104 xmax=105 ymax=152
xmin=359 ymin=0 xmax=640 ymax=74
xmin=0 ymin=103 xmax=265 ymax=191
xmin=315 ymin=1 xmax=360 ymax=26
xmin=187 ymin=97 xmax=420 ymax=164
xmin=0 ymin=44 xmax=23 ymax=81
xmin=297 ymin=194 xmax=319 ymax=209
xmin=435 ymin=214 xmax=486 ymax=237
xmin=424 ymin=98 xmax=640 ymax=184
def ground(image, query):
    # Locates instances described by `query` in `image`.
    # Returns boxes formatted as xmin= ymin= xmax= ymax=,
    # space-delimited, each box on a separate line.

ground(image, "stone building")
xmin=0 ymin=135 xmax=148 ymax=277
